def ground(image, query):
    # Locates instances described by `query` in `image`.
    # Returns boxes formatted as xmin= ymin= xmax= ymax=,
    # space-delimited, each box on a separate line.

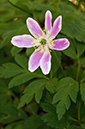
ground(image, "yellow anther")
xmin=43 ymin=29 xmax=45 ymax=32
xmin=33 ymin=46 xmax=36 ymax=49
xmin=37 ymin=33 xmax=40 ymax=37
xmin=37 ymin=41 xmax=39 ymax=43
xmin=35 ymin=36 xmax=37 ymax=38
xmin=36 ymin=45 xmax=39 ymax=47
xmin=31 ymin=42 xmax=35 ymax=45
xmin=51 ymin=34 xmax=53 ymax=36
xmin=47 ymin=33 xmax=50 ymax=37
xmin=50 ymin=50 xmax=52 ymax=52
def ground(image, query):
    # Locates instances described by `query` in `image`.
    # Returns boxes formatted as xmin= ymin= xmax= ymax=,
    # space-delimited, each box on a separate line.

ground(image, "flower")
xmin=11 ymin=10 xmax=70 ymax=75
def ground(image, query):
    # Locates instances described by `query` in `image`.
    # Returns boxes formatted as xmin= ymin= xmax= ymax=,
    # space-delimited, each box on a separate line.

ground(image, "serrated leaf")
xmin=51 ymin=51 xmax=61 ymax=75
xmin=62 ymin=15 xmax=85 ymax=43
xmin=15 ymin=54 xmax=28 ymax=69
xmin=46 ymin=78 xmax=58 ymax=93
xmin=0 ymin=104 xmax=27 ymax=124
xmin=80 ymin=58 xmax=85 ymax=67
xmin=80 ymin=83 xmax=85 ymax=105
xmin=18 ymin=79 xmax=47 ymax=108
xmin=53 ymin=77 xmax=79 ymax=119
xmin=67 ymin=125 xmax=82 ymax=129
xmin=11 ymin=46 xmax=23 ymax=56
xmin=22 ymin=115 xmax=51 ymax=129
xmin=41 ymin=103 xmax=67 ymax=129
xmin=8 ymin=72 xmax=37 ymax=88
xmin=0 ymin=63 xmax=24 ymax=78
xmin=63 ymin=41 xmax=77 ymax=59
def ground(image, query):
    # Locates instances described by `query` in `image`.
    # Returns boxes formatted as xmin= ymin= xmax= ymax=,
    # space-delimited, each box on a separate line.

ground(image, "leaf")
xmin=41 ymin=103 xmax=67 ymax=129
xmin=76 ymin=42 xmax=85 ymax=57
xmin=8 ymin=72 xmax=37 ymax=88
xmin=63 ymin=41 xmax=77 ymax=59
xmin=11 ymin=46 xmax=23 ymax=56
xmin=80 ymin=58 xmax=85 ymax=67
xmin=22 ymin=115 xmax=51 ymax=129
xmin=0 ymin=79 xmax=12 ymax=105
xmin=46 ymin=78 xmax=58 ymax=93
xmin=51 ymin=51 xmax=61 ymax=75
xmin=0 ymin=63 xmax=24 ymax=78
xmin=14 ymin=54 xmax=28 ymax=70
xmin=80 ymin=83 xmax=85 ymax=105
xmin=18 ymin=79 xmax=47 ymax=108
xmin=67 ymin=125 xmax=83 ymax=129
xmin=0 ymin=104 xmax=27 ymax=124
xmin=53 ymin=77 xmax=79 ymax=120
xmin=62 ymin=15 xmax=85 ymax=43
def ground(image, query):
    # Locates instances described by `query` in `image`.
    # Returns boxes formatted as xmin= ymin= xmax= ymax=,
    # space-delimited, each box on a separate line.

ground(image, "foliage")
xmin=0 ymin=0 xmax=85 ymax=129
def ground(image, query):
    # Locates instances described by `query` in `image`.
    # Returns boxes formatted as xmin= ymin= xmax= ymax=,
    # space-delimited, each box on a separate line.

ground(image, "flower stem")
xmin=53 ymin=51 xmax=66 ymax=76
xmin=76 ymin=63 xmax=81 ymax=81
xmin=68 ymin=116 xmax=78 ymax=122
xmin=8 ymin=0 xmax=28 ymax=13
xmin=78 ymin=102 xmax=81 ymax=121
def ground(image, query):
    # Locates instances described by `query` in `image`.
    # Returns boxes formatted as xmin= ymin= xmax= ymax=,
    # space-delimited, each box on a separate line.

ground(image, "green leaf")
xmin=62 ymin=15 xmax=85 ymax=43
xmin=80 ymin=58 xmax=85 ymax=67
xmin=18 ymin=79 xmax=47 ymax=108
xmin=53 ymin=77 xmax=79 ymax=120
xmin=63 ymin=41 xmax=77 ymax=59
xmin=22 ymin=115 xmax=51 ymax=129
xmin=0 ymin=63 xmax=24 ymax=78
xmin=51 ymin=51 xmax=61 ymax=75
xmin=14 ymin=54 xmax=28 ymax=69
xmin=76 ymin=42 xmax=85 ymax=57
xmin=46 ymin=78 xmax=58 ymax=93
xmin=67 ymin=125 xmax=82 ymax=129
xmin=41 ymin=103 xmax=67 ymax=129
xmin=8 ymin=72 xmax=37 ymax=88
xmin=0 ymin=104 xmax=27 ymax=124
xmin=80 ymin=83 xmax=85 ymax=105
xmin=11 ymin=46 xmax=23 ymax=56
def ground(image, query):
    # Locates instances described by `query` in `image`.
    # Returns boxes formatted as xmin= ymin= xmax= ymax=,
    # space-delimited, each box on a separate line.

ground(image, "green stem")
xmin=68 ymin=116 xmax=78 ymax=122
xmin=8 ymin=0 xmax=28 ymax=13
xmin=78 ymin=102 xmax=81 ymax=121
xmin=50 ymin=70 xmax=52 ymax=79
xmin=76 ymin=64 xmax=81 ymax=81
xmin=53 ymin=51 xmax=66 ymax=76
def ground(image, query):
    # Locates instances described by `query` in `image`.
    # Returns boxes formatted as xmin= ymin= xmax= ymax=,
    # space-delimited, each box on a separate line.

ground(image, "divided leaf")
xmin=41 ymin=103 xmax=67 ymax=129
xmin=0 ymin=63 xmax=24 ymax=78
xmin=18 ymin=79 xmax=47 ymax=108
xmin=53 ymin=77 xmax=79 ymax=120
xmin=22 ymin=115 xmax=51 ymax=129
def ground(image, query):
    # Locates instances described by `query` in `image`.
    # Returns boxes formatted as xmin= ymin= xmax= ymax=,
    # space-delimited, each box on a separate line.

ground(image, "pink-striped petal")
xmin=40 ymin=52 xmax=51 ymax=75
xmin=29 ymin=50 xmax=44 ymax=72
xmin=26 ymin=18 xmax=44 ymax=38
xmin=11 ymin=35 xmax=35 ymax=48
xmin=52 ymin=38 xmax=70 ymax=51
xmin=45 ymin=10 xmax=52 ymax=33
xmin=51 ymin=16 xmax=62 ymax=39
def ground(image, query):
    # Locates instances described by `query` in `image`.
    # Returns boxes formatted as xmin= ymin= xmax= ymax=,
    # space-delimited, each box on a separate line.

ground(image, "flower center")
xmin=40 ymin=38 xmax=46 ymax=45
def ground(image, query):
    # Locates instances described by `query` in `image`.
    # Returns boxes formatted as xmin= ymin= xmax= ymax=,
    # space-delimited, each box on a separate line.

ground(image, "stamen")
xmin=35 ymin=36 xmax=37 ymax=38
xmin=31 ymin=42 xmax=35 ymax=45
xmin=37 ymin=33 xmax=40 ymax=37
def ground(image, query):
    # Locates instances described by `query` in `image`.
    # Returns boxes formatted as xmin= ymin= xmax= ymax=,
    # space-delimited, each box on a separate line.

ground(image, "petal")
xmin=51 ymin=16 xmax=62 ymax=39
xmin=26 ymin=18 xmax=44 ymax=38
xmin=29 ymin=50 xmax=44 ymax=72
xmin=45 ymin=10 xmax=52 ymax=33
xmin=52 ymin=38 xmax=70 ymax=51
xmin=40 ymin=52 xmax=51 ymax=75
xmin=11 ymin=35 xmax=35 ymax=48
